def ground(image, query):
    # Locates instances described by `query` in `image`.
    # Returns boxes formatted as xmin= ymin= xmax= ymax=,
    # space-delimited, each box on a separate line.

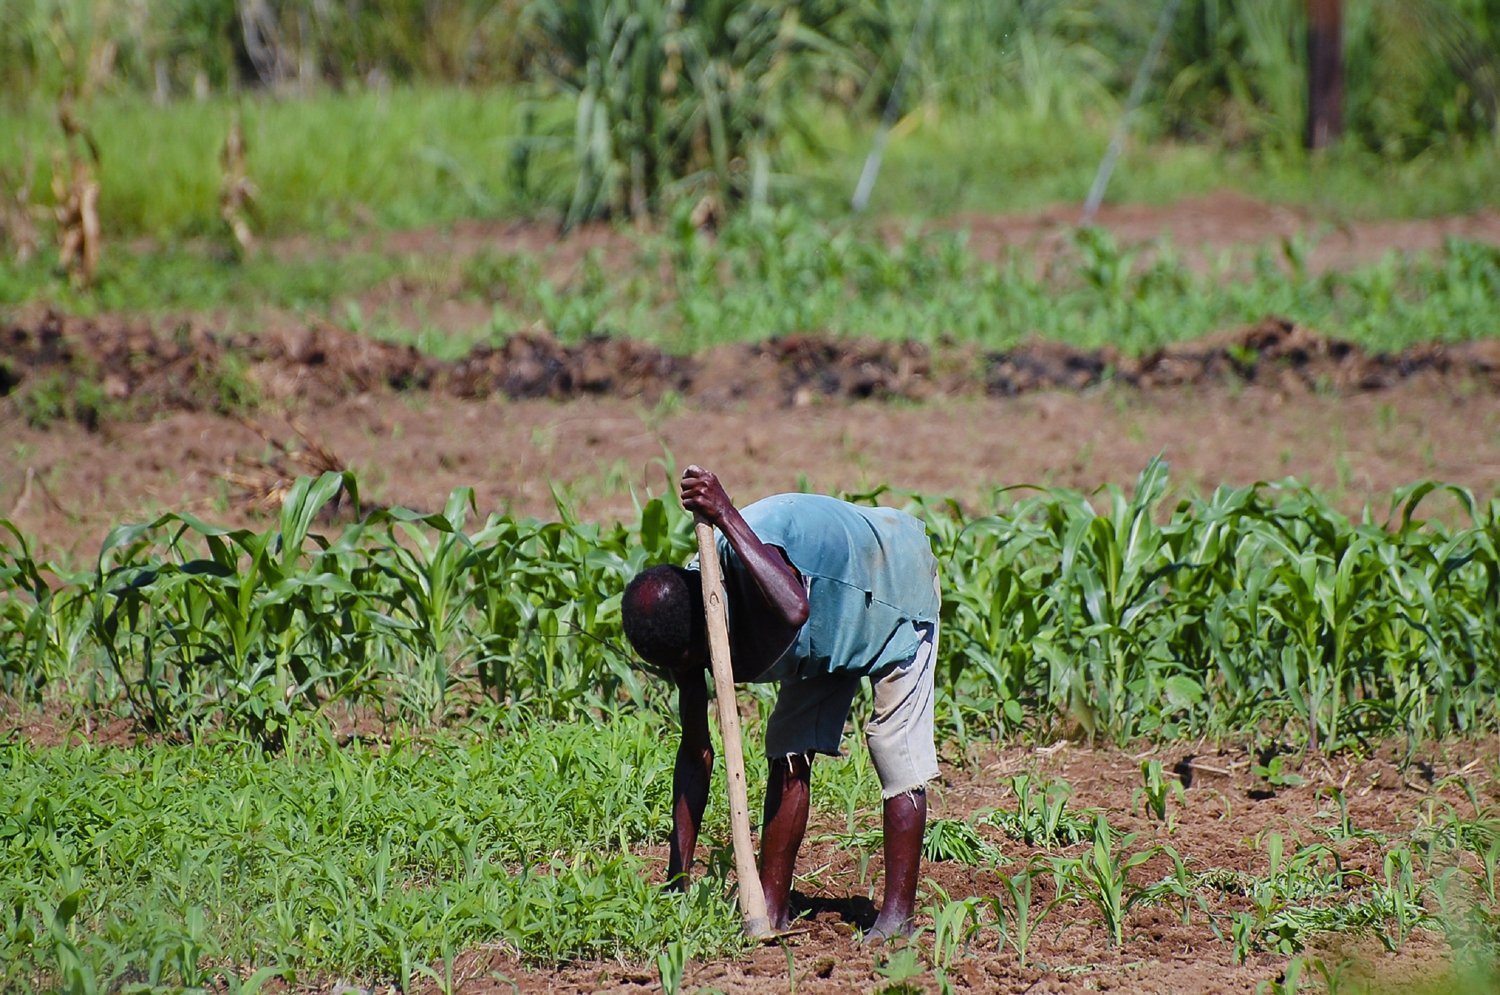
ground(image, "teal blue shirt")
xmin=697 ymin=494 xmax=939 ymax=683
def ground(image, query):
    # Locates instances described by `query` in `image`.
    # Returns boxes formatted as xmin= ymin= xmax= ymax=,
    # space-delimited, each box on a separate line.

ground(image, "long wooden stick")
xmin=696 ymin=516 xmax=772 ymax=939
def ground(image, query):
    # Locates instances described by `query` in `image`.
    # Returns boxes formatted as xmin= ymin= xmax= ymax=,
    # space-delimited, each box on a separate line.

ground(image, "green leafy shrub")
xmin=523 ymin=0 xmax=881 ymax=225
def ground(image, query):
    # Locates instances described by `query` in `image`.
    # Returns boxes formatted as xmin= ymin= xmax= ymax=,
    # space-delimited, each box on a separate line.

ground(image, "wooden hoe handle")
xmin=695 ymin=516 xmax=773 ymax=939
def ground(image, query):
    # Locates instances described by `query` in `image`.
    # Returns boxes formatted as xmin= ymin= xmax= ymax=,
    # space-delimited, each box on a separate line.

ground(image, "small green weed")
xmin=831 ymin=817 xmax=1002 ymax=867
xmin=983 ymin=775 xmax=1096 ymax=848
xmin=986 ymin=860 xmax=1061 ymax=969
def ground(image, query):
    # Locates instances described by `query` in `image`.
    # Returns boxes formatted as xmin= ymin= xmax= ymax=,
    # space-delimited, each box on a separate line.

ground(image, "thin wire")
xmin=1080 ymin=0 xmax=1184 ymax=225
xmin=851 ymin=0 xmax=937 ymax=213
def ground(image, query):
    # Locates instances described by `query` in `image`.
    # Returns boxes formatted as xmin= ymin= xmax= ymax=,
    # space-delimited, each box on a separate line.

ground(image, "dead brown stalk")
xmin=219 ymin=111 xmax=259 ymax=258
xmin=52 ymin=97 xmax=102 ymax=288
xmin=222 ymin=417 xmax=347 ymax=515
xmin=0 ymin=149 xmax=43 ymax=266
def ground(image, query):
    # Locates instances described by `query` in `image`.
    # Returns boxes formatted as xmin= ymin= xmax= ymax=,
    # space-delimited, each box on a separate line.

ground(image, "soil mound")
xmin=1122 ymin=318 xmax=1500 ymax=391
xmin=988 ymin=318 xmax=1500 ymax=395
xmin=446 ymin=332 xmax=693 ymax=399
xmin=3 ymin=310 xmax=1499 ymax=428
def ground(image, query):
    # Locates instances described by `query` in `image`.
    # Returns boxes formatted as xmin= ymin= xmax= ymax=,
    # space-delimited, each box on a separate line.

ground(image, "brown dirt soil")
xmin=8 ymin=309 xmax=1497 ymax=415
xmin=4 ymin=197 xmax=1500 ymax=992
xmin=4 ymin=324 xmax=1499 ymax=561
xmin=410 ymin=741 xmax=1496 ymax=995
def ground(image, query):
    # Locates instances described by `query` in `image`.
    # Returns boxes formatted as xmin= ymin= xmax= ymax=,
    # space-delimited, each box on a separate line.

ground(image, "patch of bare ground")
xmin=6 ymin=367 xmax=1500 ymax=563
xmin=8 ymin=307 xmax=1494 ymax=414
xmin=0 ymin=704 xmax=140 ymax=748
xmin=390 ymin=741 xmax=1495 ymax=995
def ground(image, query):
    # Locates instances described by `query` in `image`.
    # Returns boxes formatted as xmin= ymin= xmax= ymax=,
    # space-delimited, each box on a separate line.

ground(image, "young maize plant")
xmin=0 ymin=462 xmax=1496 ymax=747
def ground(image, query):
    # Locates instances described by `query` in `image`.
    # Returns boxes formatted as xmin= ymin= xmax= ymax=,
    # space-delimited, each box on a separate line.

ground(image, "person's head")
xmin=621 ymin=564 xmax=704 ymax=677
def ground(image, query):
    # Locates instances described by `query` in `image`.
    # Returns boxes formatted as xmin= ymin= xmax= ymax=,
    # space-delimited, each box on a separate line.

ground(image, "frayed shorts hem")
xmin=880 ymin=777 xmax=936 ymax=802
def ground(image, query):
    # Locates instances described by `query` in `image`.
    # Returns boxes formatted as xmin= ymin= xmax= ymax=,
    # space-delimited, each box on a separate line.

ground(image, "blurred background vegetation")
xmin=0 ymin=0 xmax=1496 ymax=238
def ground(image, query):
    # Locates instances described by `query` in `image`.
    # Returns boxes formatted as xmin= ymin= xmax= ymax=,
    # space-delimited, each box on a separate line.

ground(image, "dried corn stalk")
xmin=223 ymin=418 xmax=347 ymax=515
xmin=0 ymin=150 xmax=42 ymax=265
xmin=53 ymin=99 xmax=102 ymax=288
xmin=219 ymin=111 xmax=258 ymax=257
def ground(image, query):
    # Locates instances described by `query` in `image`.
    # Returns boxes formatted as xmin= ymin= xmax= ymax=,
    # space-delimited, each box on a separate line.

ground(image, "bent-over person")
xmin=621 ymin=466 xmax=941 ymax=940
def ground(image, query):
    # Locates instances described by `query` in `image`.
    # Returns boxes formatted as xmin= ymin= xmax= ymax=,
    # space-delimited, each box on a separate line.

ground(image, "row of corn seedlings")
xmin=2 ymin=472 xmax=688 ymax=745
xmin=2 ymin=461 xmax=1498 ymax=749
xmin=923 ymin=458 xmax=1500 ymax=751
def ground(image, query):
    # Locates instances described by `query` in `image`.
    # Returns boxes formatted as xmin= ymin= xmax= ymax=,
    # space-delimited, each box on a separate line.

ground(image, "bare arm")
xmin=680 ymin=466 xmax=809 ymax=679
xmin=666 ymin=671 xmax=712 ymax=888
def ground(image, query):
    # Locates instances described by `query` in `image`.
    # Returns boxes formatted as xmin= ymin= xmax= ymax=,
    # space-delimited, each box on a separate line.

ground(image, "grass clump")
xmin=0 ymin=713 xmax=739 ymax=990
xmin=0 ymin=240 xmax=417 ymax=314
xmin=981 ymin=775 xmax=1098 ymax=849
xmin=834 ymin=818 xmax=1004 ymax=867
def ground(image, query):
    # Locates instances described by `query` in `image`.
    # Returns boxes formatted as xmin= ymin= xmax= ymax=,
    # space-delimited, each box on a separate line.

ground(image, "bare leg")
xmin=760 ymin=753 xmax=812 ymax=931
xmin=865 ymin=787 xmax=926 ymax=942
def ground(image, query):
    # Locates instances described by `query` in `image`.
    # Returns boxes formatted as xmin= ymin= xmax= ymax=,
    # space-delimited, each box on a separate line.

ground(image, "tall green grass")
xmin=0 ymin=0 xmax=530 ymax=97
xmin=891 ymin=0 xmax=1500 ymax=154
xmin=4 ymin=87 xmax=1496 ymax=245
xmin=523 ymin=0 xmax=890 ymax=225
xmin=7 ymin=0 xmax=1496 ymax=155
xmin=0 ymin=88 xmax=536 ymax=239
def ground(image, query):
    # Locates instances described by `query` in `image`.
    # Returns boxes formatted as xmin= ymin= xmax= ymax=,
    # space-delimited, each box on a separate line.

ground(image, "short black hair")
xmin=621 ymin=564 xmax=702 ymax=671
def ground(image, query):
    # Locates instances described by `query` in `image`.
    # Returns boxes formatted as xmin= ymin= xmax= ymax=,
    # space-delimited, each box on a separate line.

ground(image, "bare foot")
xmin=860 ymin=916 xmax=914 ymax=944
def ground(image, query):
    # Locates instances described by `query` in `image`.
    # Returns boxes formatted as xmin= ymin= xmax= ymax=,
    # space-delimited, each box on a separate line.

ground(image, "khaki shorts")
xmin=763 ymin=617 xmax=939 ymax=799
